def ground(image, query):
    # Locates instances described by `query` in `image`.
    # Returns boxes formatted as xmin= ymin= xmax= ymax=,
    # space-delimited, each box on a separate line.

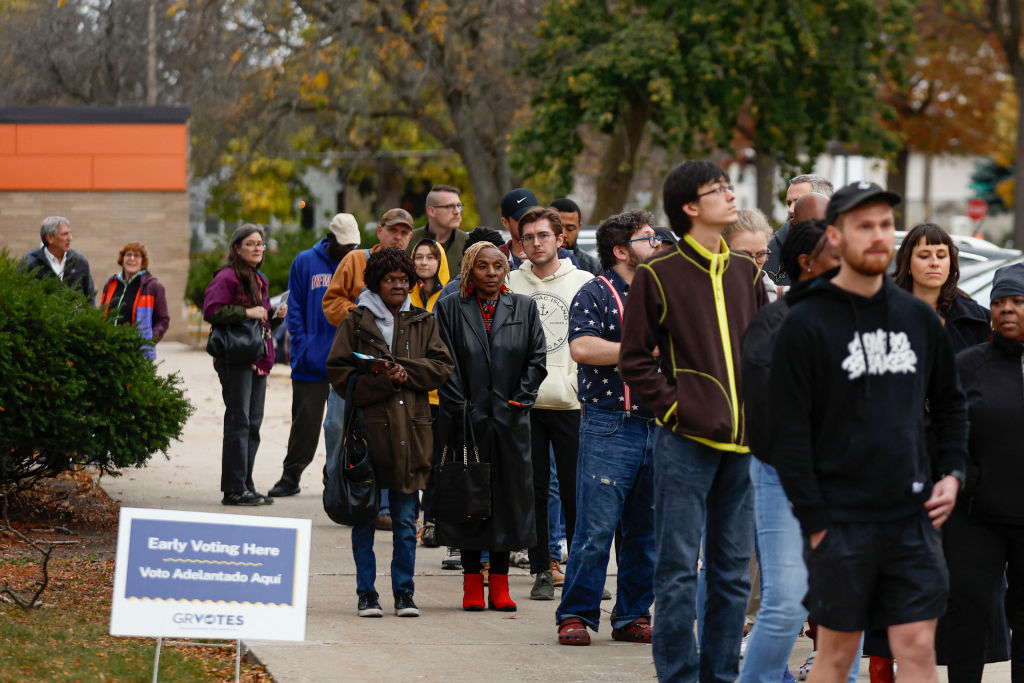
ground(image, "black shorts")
xmin=803 ymin=513 xmax=948 ymax=632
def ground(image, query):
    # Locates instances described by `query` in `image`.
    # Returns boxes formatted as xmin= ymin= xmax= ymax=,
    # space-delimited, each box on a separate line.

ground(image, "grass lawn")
xmin=1 ymin=472 xmax=271 ymax=682
xmin=0 ymin=556 xmax=271 ymax=682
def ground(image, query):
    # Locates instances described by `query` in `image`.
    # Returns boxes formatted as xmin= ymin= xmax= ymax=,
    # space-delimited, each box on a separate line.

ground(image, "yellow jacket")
xmin=408 ymin=239 xmax=450 ymax=405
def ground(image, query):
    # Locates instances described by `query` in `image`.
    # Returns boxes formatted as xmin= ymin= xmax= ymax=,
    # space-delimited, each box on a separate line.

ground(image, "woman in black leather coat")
xmin=433 ymin=242 xmax=547 ymax=613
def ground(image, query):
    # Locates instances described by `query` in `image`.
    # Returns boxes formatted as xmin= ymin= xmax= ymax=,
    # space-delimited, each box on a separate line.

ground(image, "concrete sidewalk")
xmin=101 ymin=343 xmax=1008 ymax=682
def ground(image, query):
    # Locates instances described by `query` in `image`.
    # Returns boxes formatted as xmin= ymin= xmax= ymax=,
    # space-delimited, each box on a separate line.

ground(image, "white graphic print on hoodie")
xmin=508 ymin=258 xmax=594 ymax=410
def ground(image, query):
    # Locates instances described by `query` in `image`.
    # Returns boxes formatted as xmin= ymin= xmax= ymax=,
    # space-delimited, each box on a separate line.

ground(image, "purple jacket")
xmin=203 ymin=267 xmax=275 ymax=373
xmin=99 ymin=271 xmax=170 ymax=360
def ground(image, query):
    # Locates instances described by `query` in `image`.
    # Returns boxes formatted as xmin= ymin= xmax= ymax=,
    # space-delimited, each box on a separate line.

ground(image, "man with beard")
xmin=770 ymin=182 xmax=968 ymax=682
xmin=555 ymin=210 xmax=660 ymax=646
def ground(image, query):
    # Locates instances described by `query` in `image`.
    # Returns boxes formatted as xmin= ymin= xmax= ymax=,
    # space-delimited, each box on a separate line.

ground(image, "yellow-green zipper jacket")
xmin=619 ymin=234 xmax=767 ymax=452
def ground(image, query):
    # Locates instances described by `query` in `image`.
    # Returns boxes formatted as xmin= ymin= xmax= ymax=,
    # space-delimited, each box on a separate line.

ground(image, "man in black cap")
xmin=770 ymin=181 xmax=968 ymax=681
xmin=499 ymin=188 xmax=539 ymax=262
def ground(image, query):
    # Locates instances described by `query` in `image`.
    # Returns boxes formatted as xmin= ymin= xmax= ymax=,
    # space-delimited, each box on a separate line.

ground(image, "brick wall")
xmin=0 ymin=190 xmax=193 ymax=343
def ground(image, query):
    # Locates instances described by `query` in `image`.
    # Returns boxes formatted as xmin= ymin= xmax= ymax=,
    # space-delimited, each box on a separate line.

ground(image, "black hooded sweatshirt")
xmin=769 ymin=275 xmax=968 ymax=537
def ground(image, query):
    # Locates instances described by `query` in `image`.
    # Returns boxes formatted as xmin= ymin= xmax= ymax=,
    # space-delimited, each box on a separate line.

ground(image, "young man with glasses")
xmin=408 ymin=185 xmax=468 ymax=272
xmin=555 ymin=210 xmax=660 ymax=646
xmin=508 ymin=206 xmax=594 ymax=601
xmin=619 ymin=161 xmax=767 ymax=681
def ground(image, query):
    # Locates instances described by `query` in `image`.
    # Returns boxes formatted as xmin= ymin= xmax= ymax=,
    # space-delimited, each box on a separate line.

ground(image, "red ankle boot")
xmin=868 ymin=656 xmax=895 ymax=683
xmin=463 ymin=573 xmax=485 ymax=611
xmin=487 ymin=573 xmax=517 ymax=612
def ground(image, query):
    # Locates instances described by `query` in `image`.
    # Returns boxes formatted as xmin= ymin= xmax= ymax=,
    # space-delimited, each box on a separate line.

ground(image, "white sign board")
xmin=110 ymin=507 xmax=311 ymax=641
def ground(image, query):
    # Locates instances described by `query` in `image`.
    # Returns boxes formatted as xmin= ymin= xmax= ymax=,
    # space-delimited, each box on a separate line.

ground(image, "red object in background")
xmin=967 ymin=198 xmax=989 ymax=221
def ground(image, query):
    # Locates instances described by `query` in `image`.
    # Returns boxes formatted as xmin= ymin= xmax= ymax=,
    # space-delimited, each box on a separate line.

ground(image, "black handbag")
xmin=432 ymin=405 xmax=491 ymax=522
xmin=206 ymin=318 xmax=267 ymax=364
xmin=323 ymin=370 xmax=380 ymax=526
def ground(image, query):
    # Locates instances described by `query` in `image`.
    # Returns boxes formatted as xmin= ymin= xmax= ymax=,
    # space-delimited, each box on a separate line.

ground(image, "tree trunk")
xmin=923 ymin=152 xmax=932 ymax=222
xmin=588 ymin=101 xmax=649 ymax=225
xmin=887 ymin=147 xmax=909 ymax=229
xmin=1015 ymin=80 xmax=1024 ymax=249
xmin=753 ymin=153 xmax=776 ymax=218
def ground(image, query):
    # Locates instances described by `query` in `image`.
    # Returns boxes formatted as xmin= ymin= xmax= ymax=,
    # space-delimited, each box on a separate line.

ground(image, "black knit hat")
xmin=465 ymin=226 xmax=505 ymax=249
xmin=991 ymin=262 xmax=1024 ymax=301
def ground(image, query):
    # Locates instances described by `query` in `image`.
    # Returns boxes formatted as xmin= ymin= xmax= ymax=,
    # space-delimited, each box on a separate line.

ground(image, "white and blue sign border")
xmin=111 ymin=507 xmax=311 ymax=641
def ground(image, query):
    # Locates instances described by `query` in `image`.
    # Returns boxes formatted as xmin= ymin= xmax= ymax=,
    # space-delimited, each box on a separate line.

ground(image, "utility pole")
xmin=147 ymin=0 xmax=157 ymax=106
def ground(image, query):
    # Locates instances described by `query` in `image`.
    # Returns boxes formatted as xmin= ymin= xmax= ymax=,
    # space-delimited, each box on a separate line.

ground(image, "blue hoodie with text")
xmin=287 ymin=238 xmax=340 ymax=382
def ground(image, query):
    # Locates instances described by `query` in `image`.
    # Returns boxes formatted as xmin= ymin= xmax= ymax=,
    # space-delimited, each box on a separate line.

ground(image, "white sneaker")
xmin=740 ymin=632 xmax=750 ymax=658
xmin=511 ymin=548 xmax=530 ymax=568
xmin=797 ymin=651 xmax=815 ymax=680
xmin=441 ymin=547 xmax=462 ymax=570
xmin=559 ymin=538 xmax=568 ymax=563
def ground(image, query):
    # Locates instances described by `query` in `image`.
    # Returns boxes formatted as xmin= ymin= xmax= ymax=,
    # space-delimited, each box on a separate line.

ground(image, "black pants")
xmin=278 ymin=379 xmax=330 ymax=487
xmin=527 ymin=408 xmax=580 ymax=575
xmin=215 ymin=359 xmax=267 ymax=494
xmin=420 ymin=405 xmax=442 ymax=523
xmin=463 ymin=549 xmax=510 ymax=575
xmin=943 ymin=508 xmax=1024 ymax=682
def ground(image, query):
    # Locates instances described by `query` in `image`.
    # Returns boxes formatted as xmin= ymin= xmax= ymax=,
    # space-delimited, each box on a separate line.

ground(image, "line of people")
xmin=197 ymin=166 xmax=1022 ymax=682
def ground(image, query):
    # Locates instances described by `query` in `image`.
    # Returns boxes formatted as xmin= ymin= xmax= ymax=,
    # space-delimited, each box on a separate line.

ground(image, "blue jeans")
xmin=556 ymin=406 xmax=655 ymax=631
xmin=740 ymin=458 xmax=861 ymax=683
xmin=549 ymin=446 xmax=566 ymax=558
xmin=652 ymin=427 xmax=754 ymax=683
xmin=352 ymin=488 xmax=417 ymax=598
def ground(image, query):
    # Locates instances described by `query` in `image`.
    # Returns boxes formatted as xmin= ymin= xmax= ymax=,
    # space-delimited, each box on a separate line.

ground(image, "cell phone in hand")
xmin=353 ymin=351 xmax=392 ymax=373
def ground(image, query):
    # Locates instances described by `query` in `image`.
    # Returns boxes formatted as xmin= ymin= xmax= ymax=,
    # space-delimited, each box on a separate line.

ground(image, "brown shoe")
xmin=482 ymin=561 xmax=490 ymax=586
xmin=550 ymin=558 xmax=565 ymax=586
xmin=558 ymin=617 xmax=591 ymax=646
xmin=376 ymin=513 xmax=392 ymax=530
xmin=611 ymin=616 xmax=652 ymax=643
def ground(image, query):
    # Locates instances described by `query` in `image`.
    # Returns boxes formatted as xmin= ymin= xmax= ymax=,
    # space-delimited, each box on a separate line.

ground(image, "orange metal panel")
xmin=0 ymin=125 xmax=15 ymax=154
xmin=0 ymin=155 xmax=94 ymax=190
xmin=16 ymin=124 xmax=187 ymax=156
xmin=93 ymin=155 xmax=187 ymax=191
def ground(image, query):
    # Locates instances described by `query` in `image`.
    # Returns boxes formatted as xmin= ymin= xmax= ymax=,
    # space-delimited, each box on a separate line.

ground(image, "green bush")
xmin=0 ymin=253 xmax=194 ymax=492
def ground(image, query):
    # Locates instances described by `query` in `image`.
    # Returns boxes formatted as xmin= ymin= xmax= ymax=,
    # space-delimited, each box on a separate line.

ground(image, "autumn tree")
xmin=515 ymin=0 xmax=913 ymax=221
xmin=881 ymin=2 xmax=1006 ymax=227
xmin=954 ymin=0 xmax=1024 ymax=246
xmin=292 ymin=0 xmax=543 ymax=227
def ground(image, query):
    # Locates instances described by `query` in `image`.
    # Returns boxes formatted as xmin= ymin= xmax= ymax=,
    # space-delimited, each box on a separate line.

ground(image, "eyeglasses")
xmin=241 ymin=241 xmax=265 ymax=249
xmin=431 ymin=203 xmax=463 ymax=213
xmin=628 ymin=235 xmax=663 ymax=248
xmin=696 ymin=184 xmax=735 ymax=199
xmin=123 ymin=252 xmax=142 ymax=259
xmin=520 ymin=231 xmax=555 ymax=245
xmin=742 ymin=249 xmax=771 ymax=263
xmin=382 ymin=276 xmax=410 ymax=287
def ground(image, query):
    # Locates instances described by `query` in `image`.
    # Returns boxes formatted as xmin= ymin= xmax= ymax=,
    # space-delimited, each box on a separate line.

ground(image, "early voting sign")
xmin=111 ymin=508 xmax=311 ymax=641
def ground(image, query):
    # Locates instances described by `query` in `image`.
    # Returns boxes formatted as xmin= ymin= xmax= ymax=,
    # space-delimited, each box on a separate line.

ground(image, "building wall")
xmin=0 ymin=190 xmax=191 ymax=342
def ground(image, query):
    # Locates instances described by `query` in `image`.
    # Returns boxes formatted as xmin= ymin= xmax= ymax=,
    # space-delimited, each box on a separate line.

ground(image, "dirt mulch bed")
xmin=1 ymin=469 xmax=272 ymax=682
